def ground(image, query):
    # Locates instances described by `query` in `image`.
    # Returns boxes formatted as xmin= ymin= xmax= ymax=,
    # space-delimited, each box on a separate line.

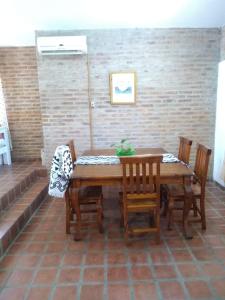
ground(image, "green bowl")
xmin=115 ymin=148 xmax=136 ymax=156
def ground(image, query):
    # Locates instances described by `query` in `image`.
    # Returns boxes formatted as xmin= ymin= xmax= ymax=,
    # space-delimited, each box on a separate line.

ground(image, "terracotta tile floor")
xmin=0 ymin=165 xmax=225 ymax=299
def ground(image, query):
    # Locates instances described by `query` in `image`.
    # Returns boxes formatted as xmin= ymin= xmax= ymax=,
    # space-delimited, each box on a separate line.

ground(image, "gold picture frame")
xmin=109 ymin=72 xmax=136 ymax=104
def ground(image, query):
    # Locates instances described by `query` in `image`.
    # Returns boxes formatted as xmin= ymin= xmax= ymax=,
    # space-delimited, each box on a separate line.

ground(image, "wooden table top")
xmin=71 ymin=148 xmax=194 ymax=181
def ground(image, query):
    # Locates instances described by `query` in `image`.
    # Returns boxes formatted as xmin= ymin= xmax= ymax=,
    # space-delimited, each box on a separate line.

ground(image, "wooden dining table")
xmin=68 ymin=148 xmax=194 ymax=240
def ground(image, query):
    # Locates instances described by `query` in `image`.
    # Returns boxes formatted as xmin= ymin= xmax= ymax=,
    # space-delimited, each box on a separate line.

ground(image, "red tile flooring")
xmin=0 ymin=166 xmax=225 ymax=299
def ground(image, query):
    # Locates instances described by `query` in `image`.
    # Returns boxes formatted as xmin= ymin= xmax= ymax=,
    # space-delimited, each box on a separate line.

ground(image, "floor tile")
xmin=52 ymin=286 xmax=77 ymax=300
xmin=40 ymin=254 xmax=62 ymax=267
xmin=171 ymin=250 xmax=193 ymax=262
xmin=83 ymin=267 xmax=104 ymax=282
xmin=27 ymin=287 xmax=51 ymax=300
xmin=0 ymin=287 xmax=27 ymax=300
xmin=108 ymin=284 xmax=131 ymax=300
xmin=212 ymin=279 xmax=225 ymax=298
xmin=154 ymin=265 xmax=177 ymax=279
xmin=128 ymin=252 xmax=148 ymax=264
xmin=177 ymin=263 xmax=202 ymax=278
xmin=185 ymin=280 xmax=213 ymax=299
xmin=16 ymin=255 xmax=40 ymax=268
xmin=150 ymin=250 xmax=171 ymax=264
xmin=131 ymin=266 xmax=152 ymax=281
xmin=58 ymin=268 xmax=80 ymax=284
xmin=85 ymin=253 xmax=104 ymax=265
xmin=62 ymin=253 xmax=84 ymax=266
xmin=201 ymin=262 xmax=225 ymax=277
xmin=133 ymin=283 xmax=159 ymax=300
xmin=107 ymin=252 xmax=127 ymax=265
xmin=80 ymin=284 xmax=104 ymax=300
xmin=159 ymin=281 xmax=186 ymax=300
xmin=6 ymin=269 xmax=33 ymax=286
xmin=33 ymin=268 xmax=57 ymax=285
xmin=108 ymin=267 xmax=128 ymax=281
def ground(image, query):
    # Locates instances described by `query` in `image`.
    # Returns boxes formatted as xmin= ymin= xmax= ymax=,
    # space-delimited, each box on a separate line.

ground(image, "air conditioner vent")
xmin=37 ymin=36 xmax=87 ymax=55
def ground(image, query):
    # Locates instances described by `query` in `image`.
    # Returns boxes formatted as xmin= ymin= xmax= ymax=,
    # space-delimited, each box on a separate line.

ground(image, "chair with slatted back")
xmin=120 ymin=155 xmax=162 ymax=244
xmin=65 ymin=140 xmax=104 ymax=235
xmin=178 ymin=136 xmax=193 ymax=164
xmin=161 ymin=136 xmax=192 ymax=216
xmin=166 ymin=144 xmax=211 ymax=230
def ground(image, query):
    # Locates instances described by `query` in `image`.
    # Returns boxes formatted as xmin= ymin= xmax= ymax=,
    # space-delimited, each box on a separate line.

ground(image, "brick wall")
xmin=36 ymin=39 xmax=91 ymax=166
xmin=220 ymin=26 xmax=225 ymax=61
xmin=0 ymin=47 xmax=43 ymax=160
xmin=37 ymin=29 xmax=220 ymax=170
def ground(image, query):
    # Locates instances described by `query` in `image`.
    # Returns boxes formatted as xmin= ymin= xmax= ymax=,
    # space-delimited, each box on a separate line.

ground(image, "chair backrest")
xmin=120 ymin=155 xmax=162 ymax=195
xmin=66 ymin=140 xmax=76 ymax=164
xmin=194 ymin=143 xmax=212 ymax=187
xmin=178 ymin=136 xmax=192 ymax=164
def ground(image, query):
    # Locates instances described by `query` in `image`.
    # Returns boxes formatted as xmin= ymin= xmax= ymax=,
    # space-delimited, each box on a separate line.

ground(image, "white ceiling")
xmin=1 ymin=0 xmax=225 ymax=46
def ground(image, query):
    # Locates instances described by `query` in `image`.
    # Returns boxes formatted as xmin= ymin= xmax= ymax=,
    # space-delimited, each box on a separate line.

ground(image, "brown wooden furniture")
xmin=161 ymin=136 xmax=193 ymax=215
xmin=178 ymin=136 xmax=193 ymax=164
xmin=65 ymin=140 xmax=104 ymax=235
xmin=120 ymin=155 xmax=162 ymax=244
xmin=166 ymin=144 xmax=211 ymax=230
xmin=68 ymin=148 xmax=194 ymax=240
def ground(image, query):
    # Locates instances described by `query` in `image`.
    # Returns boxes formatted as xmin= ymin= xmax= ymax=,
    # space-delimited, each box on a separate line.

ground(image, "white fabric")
xmin=76 ymin=154 xmax=180 ymax=165
xmin=162 ymin=153 xmax=180 ymax=163
xmin=0 ymin=139 xmax=5 ymax=147
xmin=48 ymin=145 xmax=73 ymax=198
xmin=76 ymin=155 xmax=120 ymax=165
xmin=0 ymin=126 xmax=11 ymax=165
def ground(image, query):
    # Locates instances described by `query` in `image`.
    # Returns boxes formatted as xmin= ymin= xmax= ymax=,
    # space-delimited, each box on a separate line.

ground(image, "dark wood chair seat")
xmin=79 ymin=186 xmax=102 ymax=201
xmin=165 ymin=182 xmax=201 ymax=198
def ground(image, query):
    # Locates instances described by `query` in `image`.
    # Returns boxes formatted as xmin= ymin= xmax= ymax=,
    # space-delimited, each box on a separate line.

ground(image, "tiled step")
xmin=0 ymin=176 xmax=49 ymax=256
xmin=0 ymin=166 xmax=47 ymax=213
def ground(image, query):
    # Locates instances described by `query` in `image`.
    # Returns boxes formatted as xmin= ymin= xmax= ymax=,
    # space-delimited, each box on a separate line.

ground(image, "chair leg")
xmin=155 ymin=207 xmax=160 ymax=244
xmin=193 ymin=199 xmax=198 ymax=217
xmin=167 ymin=197 xmax=174 ymax=230
xmin=119 ymin=197 xmax=124 ymax=228
xmin=160 ymin=186 xmax=168 ymax=217
xmin=123 ymin=203 xmax=129 ymax=245
xmin=149 ymin=210 xmax=154 ymax=227
xmin=199 ymin=196 xmax=206 ymax=230
xmin=97 ymin=195 xmax=104 ymax=233
xmin=65 ymin=191 xmax=71 ymax=234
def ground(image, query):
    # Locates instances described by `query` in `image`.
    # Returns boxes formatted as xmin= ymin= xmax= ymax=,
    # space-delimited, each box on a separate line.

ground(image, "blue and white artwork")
xmin=111 ymin=72 xmax=136 ymax=104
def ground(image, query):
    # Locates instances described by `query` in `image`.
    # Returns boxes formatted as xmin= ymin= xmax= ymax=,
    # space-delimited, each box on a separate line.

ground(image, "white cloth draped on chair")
xmin=48 ymin=145 xmax=73 ymax=198
xmin=0 ymin=126 xmax=12 ymax=165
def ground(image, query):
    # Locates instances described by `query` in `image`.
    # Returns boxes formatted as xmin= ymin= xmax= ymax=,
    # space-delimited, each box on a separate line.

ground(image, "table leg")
xmin=183 ymin=176 xmax=193 ymax=239
xmin=71 ymin=187 xmax=82 ymax=241
xmin=65 ymin=189 xmax=71 ymax=234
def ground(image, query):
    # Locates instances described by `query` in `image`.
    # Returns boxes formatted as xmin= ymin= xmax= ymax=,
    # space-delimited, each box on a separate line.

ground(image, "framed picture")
xmin=109 ymin=72 xmax=136 ymax=104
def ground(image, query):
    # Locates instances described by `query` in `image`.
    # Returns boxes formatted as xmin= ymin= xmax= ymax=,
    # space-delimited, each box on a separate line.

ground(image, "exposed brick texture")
xmin=37 ymin=45 xmax=91 ymax=166
xmin=0 ymin=47 xmax=43 ymax=160
xmin=37 ymin=29 xmax=220 ymax=171
xmin=0 ymin=29 xmax=222 ymax=170
xmin=220 ymin=26 xmax=225 ymax=61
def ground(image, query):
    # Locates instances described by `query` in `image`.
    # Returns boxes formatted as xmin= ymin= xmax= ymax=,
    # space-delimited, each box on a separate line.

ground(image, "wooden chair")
xmin=178 ymin=136 xmax=193 ymax=164
xmin=120 ymin=155 xmax=162 ymax=244
xmin=65 ymin=140 xmax=104 ymax=235
xmin=161 ymin=136 xmax=192 ymax=215
xmin=166 ymin=143 xmax=211 ymax=230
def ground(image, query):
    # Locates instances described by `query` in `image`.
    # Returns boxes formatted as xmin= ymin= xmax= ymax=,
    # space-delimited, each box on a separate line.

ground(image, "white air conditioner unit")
xmin=37 ymin=36 xmax=87 ymax=55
